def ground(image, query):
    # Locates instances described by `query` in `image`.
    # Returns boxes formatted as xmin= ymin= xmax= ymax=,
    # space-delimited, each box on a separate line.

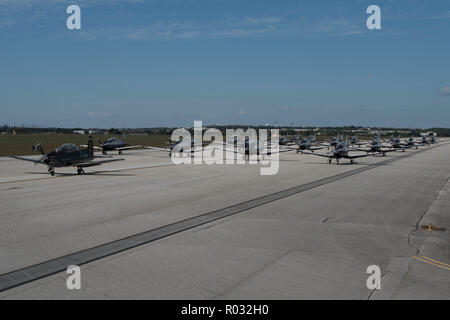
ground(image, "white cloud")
xmin=0 ymin=1 xmax=365 ymax=40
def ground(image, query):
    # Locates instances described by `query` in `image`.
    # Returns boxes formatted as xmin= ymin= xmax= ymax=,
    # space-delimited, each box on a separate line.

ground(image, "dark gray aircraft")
xmin=349 ymin=135 xmax=366 ymax=146
xmin=388 ymin=135 xmax=408 ymax=152
xmin=300 ymin=140 xmax=376 ymax=164
xmin=147 ymin=138 xmax=208 ymax=157
xmin=405 ymin=136 xmax=422 ymax=149
xmin=83 ymin=132 xmax=142 ymax=155
xmin=279 ymin=135 xmax=290 ymax=146
xmin=357 ymin=135 xmax=394 ymax=156
xmin=11 ymin=136 xmax=124 ymax=176
xmin=430 ymin=135 xmax=437 ymax=144
xmin=215 ymin=136 xmax=292 ymax=160
xmin=327 ymin=134 xmax=343 ymax=148
xmin=223 ymin=140 xmax=292 ymax=160
xmin=288 ymin=136 xmax=325 ymax=153
xmin=420 ymin=136 xmax=430 ymax=146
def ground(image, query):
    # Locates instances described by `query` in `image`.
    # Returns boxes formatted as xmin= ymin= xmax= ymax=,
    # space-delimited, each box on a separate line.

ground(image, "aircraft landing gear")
xmin=103 ymin=150 xmax=107 ymax=155
xmin=77 ymin=167 xmax=85 ymax=175
xmin=118 ymin=150 xmax=122 ymax=155
xmin=328 ymin=158 xmax=332 ymax=164
xmin=350 ymin=159 xmax=354 ymax=164
xmin=48 ymin=167 xmax=55 ymax=176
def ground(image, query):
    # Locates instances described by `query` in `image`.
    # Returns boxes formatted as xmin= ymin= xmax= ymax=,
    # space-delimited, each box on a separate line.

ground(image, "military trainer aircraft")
xmin=11 ymin=136 xmax=124 ymax=176
xmin=219 ymin=139 xmax=293 ymax=160
xmin=404 ymin=136 xmax=423 ymax=149
xmin=146 ymin=137 xmax=209 ymax=157
xmin=323 ymin=134 xmax=343 ymax=149
xmin=288 ymin=135 xmax=326 ymax=153
xmin=420 ymin=135 xmax=430 ymax=146
xmin=299 ymin=139 xmax=377 ymax=164
xmin=388 ymin=135 xmax=408 ymax=152
xmin=84 ymin=132 xmax=142 ymax=155
xmin=430 ymin=135 xmax=437 ymax=144
xmin=356 ymin=134 xmax=395 ymax=156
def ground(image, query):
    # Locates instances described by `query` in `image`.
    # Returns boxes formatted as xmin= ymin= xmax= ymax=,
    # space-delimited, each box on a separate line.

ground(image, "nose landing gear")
xmin=48 ymin=167 xmax=55 ymax=176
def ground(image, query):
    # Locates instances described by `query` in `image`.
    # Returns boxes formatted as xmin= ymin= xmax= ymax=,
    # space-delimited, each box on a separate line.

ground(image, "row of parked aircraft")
xmin=277 ymin=133 xmax=437 ymax=164
xmin=10 ymin=132 xmax=438 ymax=175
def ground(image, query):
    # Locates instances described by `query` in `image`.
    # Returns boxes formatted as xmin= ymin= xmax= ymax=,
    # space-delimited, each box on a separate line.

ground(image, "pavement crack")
xmin=366 ymin=271 xmax=389 ymax=300
xmin=407 ymin=175 xmax=450 ymax=255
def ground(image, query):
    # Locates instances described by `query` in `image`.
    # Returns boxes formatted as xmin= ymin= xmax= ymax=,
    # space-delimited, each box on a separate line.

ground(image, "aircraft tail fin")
xmin=88 ymin=136 xmax=94 ymax=155
xmin=32 ymin=143 xmax=45 ymax=155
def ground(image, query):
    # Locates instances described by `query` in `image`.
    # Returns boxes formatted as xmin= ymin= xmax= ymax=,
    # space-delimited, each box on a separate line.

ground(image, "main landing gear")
xmin=77 ymin=167 xmax=85 ymax=175
xmin=329 ymin=158 xmax=340 ymax=164
xmin=118 ymin=150 xmax=122 ymax=155
xmin=48 ymin=167 xmax=55 ymax=176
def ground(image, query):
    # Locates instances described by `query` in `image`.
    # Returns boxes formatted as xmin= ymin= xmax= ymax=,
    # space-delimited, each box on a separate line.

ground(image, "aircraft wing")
xmin=345 ymin=153 xmax=378 ymax=159
xmin=300 ymin=151 xmax=333 ymax=158
xmin=93 ymin=155 xmax=114 ymax=158
xmin=80 ymin=144 xmax=102 ymax=150
xmin=77 ymin=158 xmax=125 ymax=168
xmin=145 ymin=146 xmax=204 ymax=153
xmin=309 ymin=146 xmax=326 ymax=151
xmin=144 ymin=146 xmax=171 ymax=152
xmin=215 ymin=146 xmax=292 ymax=156
xmin=10 ymin=156 xmax=44 ymax=164
xmin=379 ymin=148 xmax=396 ymax=153
xmin=115 ymin=145 xmax=143 ymax=151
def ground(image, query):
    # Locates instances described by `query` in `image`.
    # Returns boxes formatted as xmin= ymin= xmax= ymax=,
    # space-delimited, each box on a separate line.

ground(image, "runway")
xmin=0 ymin=143 xmax=449 ymax=299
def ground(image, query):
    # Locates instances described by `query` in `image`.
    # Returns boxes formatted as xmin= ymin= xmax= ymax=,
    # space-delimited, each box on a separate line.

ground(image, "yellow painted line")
xmin=421 ymin=256 xmax=450 ymax=268
xmin=412 ymin=256 xmax=450 ymax=270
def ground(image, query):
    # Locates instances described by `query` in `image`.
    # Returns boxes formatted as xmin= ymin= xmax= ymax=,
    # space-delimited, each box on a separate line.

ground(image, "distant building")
xmin=421 ymin=131 xmax=436 ymax=136
xmin=88 ymin=130 xmax=106 ymax=135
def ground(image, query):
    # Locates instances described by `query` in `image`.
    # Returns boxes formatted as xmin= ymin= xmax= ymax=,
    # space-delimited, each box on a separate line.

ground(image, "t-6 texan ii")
xmin=11 ymin=136 xmax=124 ymax=176
xmin=83 ymin=132 xmax=142 ymax=155
xmin=298 ymin=139 xmax=378 ymax=164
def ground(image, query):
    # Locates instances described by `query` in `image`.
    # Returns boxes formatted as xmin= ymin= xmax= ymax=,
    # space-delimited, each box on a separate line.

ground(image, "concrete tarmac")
xmin=0 ymin=143 xmax=448 ymax=299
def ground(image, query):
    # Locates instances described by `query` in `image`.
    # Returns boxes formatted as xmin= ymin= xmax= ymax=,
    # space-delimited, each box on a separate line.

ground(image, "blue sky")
xmin=0 ymin=0 xmax=449 ymax=128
